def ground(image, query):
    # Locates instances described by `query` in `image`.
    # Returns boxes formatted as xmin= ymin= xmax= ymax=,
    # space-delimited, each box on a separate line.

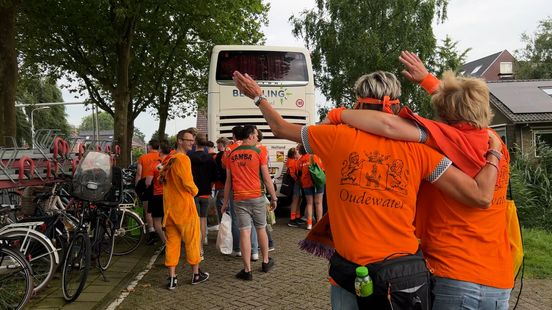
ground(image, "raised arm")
xmin=432 ymin=131 xmax=502 ymax=208
xmin=232 ymin=71 xmax=302 ymax=143
xmin=339 ymin=109 xmax=421 ymax=142
xmin=399 ymin=50 xmax=440 ymax=94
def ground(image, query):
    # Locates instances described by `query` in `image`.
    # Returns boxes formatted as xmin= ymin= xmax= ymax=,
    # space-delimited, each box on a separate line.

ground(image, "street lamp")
xmin=30 ymin=106 xmax=50 ymax=149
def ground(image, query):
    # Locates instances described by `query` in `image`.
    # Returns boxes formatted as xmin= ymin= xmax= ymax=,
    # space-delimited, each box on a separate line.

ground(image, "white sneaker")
xmin=251 ymin=253 xmax=259 ymax=261
xmin=231 ymin=251 xmax=242 ymax=257
xmin=203 ymin=237 xmax=208 ymax=246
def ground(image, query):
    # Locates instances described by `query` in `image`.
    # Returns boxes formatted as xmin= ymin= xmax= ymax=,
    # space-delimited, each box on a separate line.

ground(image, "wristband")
xmin=327 ymin=107 xmax=346 ymax=124
xmin=486 ymin=149 xmax=502 ymax=161
xmin=485 ymin=160 xmax=499 ymax=171
xmin=253 ymin=95 xmax=266 ymax=106
xmin=419 ymin=73 xmax=440 ymax=94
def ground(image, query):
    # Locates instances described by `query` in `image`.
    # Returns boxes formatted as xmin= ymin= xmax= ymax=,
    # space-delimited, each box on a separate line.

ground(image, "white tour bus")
xmin=208 ymin=45 xmax=316 ymax=199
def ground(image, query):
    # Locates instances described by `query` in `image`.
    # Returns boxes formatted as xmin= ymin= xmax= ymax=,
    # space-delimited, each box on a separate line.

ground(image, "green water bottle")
xmin=354 ymin=266 xmax=373 ymax=297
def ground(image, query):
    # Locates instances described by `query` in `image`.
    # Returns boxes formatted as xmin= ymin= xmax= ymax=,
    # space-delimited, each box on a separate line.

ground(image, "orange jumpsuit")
xmin=161 ymin=153 xmax=200 ymax=267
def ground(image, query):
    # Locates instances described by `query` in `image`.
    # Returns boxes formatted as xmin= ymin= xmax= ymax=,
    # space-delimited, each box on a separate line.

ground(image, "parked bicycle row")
xmin=0 ymin=151 xmax=145 ymax=310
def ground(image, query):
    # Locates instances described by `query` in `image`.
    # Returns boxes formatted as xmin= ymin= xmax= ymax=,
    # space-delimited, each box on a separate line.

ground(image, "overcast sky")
xmin=62 ymin=0 xmax=550 ymax=140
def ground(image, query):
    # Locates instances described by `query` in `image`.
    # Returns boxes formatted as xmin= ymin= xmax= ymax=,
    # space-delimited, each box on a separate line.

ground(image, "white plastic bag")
xmin=216 ymin=212 xmax=233 ymax=255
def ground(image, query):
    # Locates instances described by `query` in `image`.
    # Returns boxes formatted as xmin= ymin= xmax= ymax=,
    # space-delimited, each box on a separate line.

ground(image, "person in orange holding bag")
xmin=160 ymin=129 xmax=209 ymax=290
xmin=325 ymin=51 xmax=513 ymax=309
xmin=296 ymin=144 xmax=325 ymax=230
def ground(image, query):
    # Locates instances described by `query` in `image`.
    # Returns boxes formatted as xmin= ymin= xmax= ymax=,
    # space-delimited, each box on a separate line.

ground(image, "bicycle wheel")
xmin=113 ymin=209 xmax=145 ymax=256
xmin=3 ymin=229 xmax=57 ymax=293
xmin=96 ymin=219 xmax=115 ymax=270
xmin=62 ymin=232 xmax=91 ymax=302
xmin=0 ymin=246 xmax=33 ymax=310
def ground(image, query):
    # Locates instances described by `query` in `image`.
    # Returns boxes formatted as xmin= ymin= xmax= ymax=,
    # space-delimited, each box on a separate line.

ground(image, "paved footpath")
xmin=26 ymin=218 xmax=552 ymax=310
xmin=115 ymin=220 xmax=331 ymax=310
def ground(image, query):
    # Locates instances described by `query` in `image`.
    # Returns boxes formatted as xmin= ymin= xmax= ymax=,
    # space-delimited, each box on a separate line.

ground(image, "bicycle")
xmin=89 ymin=204 xmax=115 ymax=270
xmin=62 ymin=150 xmax=123 ymax=302
xmin=61 ymin=200 xmax=91 ymax=302
xmin=112 ymin=203 xmax=145 ymax=256
xmin=0 ymin=204 xmax=59 ymax=293
xmin=0 ymin=238 xmax=33 ymax=310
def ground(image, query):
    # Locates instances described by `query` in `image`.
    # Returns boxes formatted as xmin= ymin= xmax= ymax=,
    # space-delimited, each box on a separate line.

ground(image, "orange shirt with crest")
xmin=415 ymin=132 xmax=514 ymax=289
xmin=304 ymin=124 xmax=446 ymax=265
xmin=227 ymin=145 xmax=268 ymax=201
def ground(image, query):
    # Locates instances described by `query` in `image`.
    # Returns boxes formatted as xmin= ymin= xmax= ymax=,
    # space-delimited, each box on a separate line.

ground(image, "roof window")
xmin=471 ymin=65 xmax=482 ymax=74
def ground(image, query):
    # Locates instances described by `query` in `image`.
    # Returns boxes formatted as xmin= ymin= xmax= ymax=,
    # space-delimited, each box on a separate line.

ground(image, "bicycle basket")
xmin=72 ymin=151 xmax=112 ymax=202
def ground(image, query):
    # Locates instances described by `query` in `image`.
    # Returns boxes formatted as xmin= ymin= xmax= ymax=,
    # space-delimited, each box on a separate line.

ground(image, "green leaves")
xmin=291 ymin=0 xmax=448 ymax=116
xmin=516 ymin=17 xmax=552 ymax=79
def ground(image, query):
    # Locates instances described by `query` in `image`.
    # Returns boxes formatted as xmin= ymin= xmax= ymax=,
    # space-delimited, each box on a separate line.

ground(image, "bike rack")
xmin=0 ymin=131 xmax=118 ymax=189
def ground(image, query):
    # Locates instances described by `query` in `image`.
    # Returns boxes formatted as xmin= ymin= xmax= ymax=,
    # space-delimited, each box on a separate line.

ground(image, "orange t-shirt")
xmin=138 ymin=151 xmax=160 ymax=178
xmin=296 ymin=154 xmax=324 ymax=188
xmin=227 ymin=145 xmax=268 ymax=201
xmin=286 ymin=158 xmax=298 ymax=180
xmin=161 ymin=153 xmax=198 ymax=226
xmin=149 ymin=159 xmax=163 ymax=196
xmin=222 ymin=140 xmax=242 ymax=169
xmin=415 ymin=134 xmax=514 ymax=289
xmin=303 ymin=124 xmax=449 ymax=265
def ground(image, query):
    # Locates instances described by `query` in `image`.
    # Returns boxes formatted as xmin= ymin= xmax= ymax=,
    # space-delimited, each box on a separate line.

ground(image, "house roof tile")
xmin=489 ymin=79 xmax=552 ymax=123
xmin=461 ymin=51 xmax=503 ymax=77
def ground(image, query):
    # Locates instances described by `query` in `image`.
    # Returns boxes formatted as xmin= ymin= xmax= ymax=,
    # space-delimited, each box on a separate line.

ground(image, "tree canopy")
xmin=79 ymin=111 xmax=146 ymax=145
xmin=291 ymin=0 xmax=448 ymax=117
xmin=17 ymin=0 xmax=268 ymax=165
xmin=15 ymin=76 xmax=70 ymax=147
xmin=430 ymin=35 xmax=471 ymax=77
xmin=79 ymin=112 xmax=114 ymax=131
xmin=516 ymin=17 xmax=552 ymax=79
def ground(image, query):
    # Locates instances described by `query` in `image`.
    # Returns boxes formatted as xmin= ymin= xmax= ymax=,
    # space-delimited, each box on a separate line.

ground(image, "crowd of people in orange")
xmin=132 ymin=50 xmax=516 ymax=310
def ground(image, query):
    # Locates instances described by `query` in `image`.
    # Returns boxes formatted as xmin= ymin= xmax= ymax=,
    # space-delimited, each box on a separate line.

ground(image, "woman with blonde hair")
xmin=326 ymin=51 xmax=512 ymax=309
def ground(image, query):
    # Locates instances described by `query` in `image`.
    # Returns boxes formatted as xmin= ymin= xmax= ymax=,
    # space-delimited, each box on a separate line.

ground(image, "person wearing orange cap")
xmin=233 ymin=69 xmax=502 ymax=309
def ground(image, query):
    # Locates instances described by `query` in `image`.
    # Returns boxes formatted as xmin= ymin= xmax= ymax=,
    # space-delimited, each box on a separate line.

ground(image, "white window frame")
xmin=500 ymin=62 xmax=513 ymax=74
xmin=533 ymin=128 xmax=552 ymax=157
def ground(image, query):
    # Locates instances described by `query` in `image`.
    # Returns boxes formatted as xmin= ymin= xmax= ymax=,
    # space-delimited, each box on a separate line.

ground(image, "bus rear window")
xmin=216 ymin=51 xmax=308 ymax=82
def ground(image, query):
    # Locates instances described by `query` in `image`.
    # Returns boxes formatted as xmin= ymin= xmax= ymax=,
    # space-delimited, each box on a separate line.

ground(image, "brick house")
xmin=488 ymin=80 xmax=552 ymax=157
xmin=461 ymin=50 xmax=516 ymax=81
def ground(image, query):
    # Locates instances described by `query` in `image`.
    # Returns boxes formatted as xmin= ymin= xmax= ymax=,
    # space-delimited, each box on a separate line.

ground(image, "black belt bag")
xmin=329 ymin=249 xmax=431 ymax=310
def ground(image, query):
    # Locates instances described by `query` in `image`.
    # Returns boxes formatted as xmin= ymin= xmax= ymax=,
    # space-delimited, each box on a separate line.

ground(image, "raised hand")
xmin=399 ymin=51 xmax=429 ymax=83
xmin=232 ymin=71 xmax=262 ymax=99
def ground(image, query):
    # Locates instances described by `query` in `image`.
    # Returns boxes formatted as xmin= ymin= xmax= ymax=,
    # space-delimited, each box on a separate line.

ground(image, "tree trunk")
xmin=113 ymin=41 xmax=131 ymax=167
xmin=0 ymin=2 xmax=18 ymax=146
xmin=157 ymin=99 xmax=169 ymax=140
xmin=126 ymin=102 xmax=134 ymax=163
